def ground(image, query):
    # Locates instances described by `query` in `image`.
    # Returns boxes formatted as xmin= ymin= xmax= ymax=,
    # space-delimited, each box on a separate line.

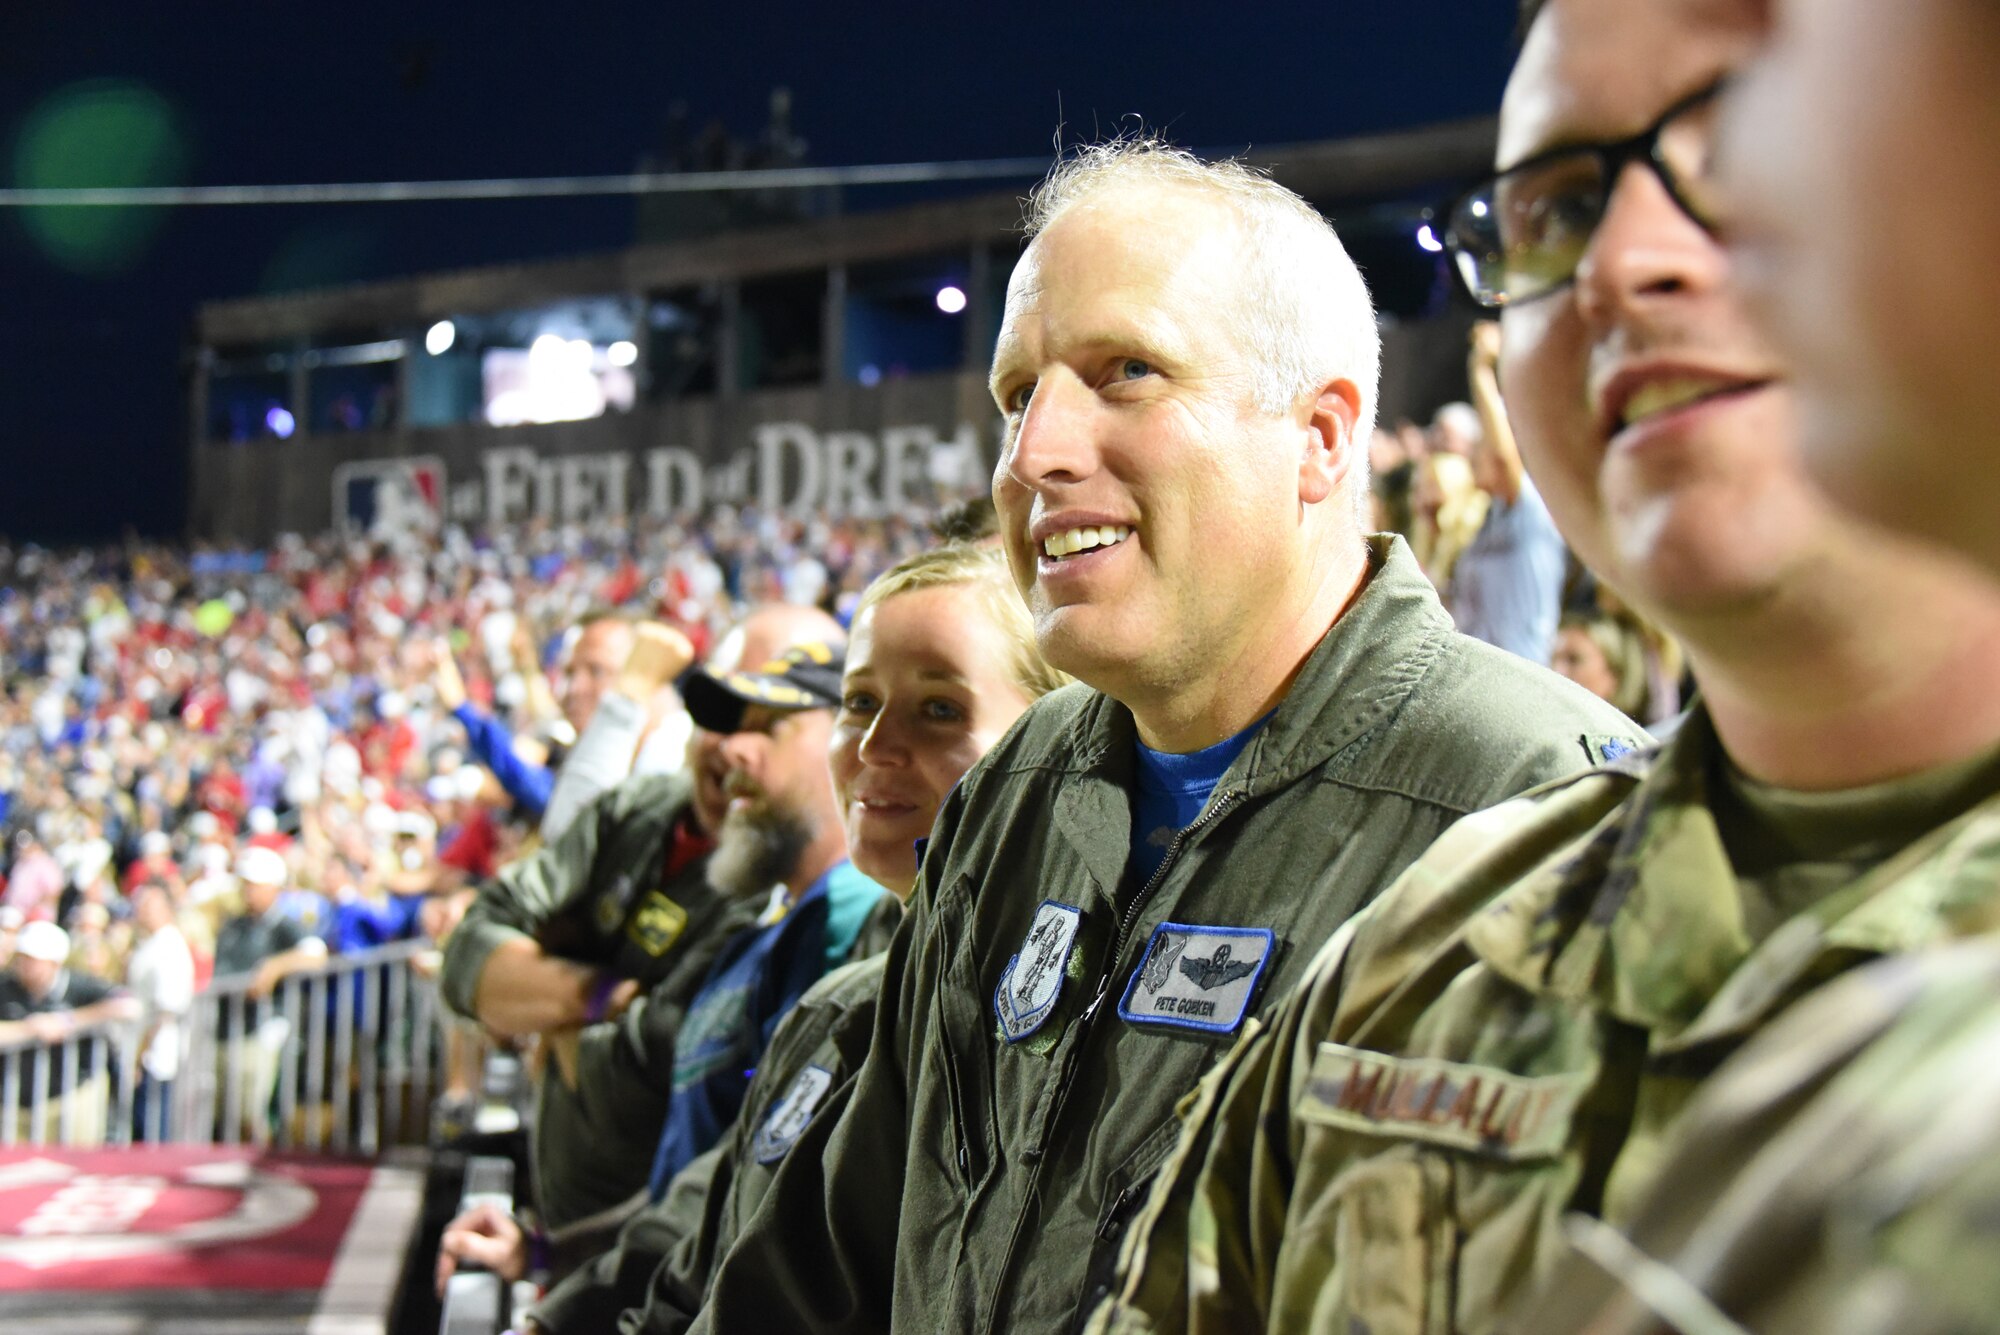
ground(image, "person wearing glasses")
xmin=1083 ymin=2 xmax=2000 ymax=1332
xmin=1492 ymin=3 xmax=2000 ymax=1332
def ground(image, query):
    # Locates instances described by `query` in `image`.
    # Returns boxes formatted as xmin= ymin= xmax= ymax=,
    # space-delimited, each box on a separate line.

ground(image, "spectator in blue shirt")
xmin=430 ymin=613 xmax=636 ymax=818
xmin=1447 ymin=325 xmax=1571 ymax=665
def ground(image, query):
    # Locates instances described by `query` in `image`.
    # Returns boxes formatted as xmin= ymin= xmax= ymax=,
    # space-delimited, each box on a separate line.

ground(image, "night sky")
xmin=0 ymin=2 xmax=1517 ymax=547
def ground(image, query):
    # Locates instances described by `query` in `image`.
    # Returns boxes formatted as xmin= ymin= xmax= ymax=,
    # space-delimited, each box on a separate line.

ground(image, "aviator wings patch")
xmin=1119 ymin=922 xmax=1275 ymax=1036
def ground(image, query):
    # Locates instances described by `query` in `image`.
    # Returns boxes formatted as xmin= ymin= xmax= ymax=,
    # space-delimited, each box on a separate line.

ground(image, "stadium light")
xmin=265 ymin=406 xmax=296 ymax=439
xmin=935 ymin=285 xmax=967 ymax=315
xmin=607 ymin=339 xmax=638 ymax=368
xmin=425 ymin=319 xmax=456 ymax=355
xmin=1415 ymin=224 xmax=1444 ymax=254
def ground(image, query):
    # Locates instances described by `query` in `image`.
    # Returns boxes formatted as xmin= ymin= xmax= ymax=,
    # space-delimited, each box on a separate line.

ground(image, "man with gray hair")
xmin=685 ymin=140 xmax=1642 ymax=1335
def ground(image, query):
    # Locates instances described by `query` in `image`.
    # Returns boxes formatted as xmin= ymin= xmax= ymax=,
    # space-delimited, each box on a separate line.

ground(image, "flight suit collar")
xmin=1049 ymin=535 xmax=1458 ymax=899
xmin=1469 ymin=705 xmax=2000 ymax=1052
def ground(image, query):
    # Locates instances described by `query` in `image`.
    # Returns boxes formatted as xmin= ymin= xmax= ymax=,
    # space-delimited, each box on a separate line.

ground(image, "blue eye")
xmin=840 ymin=692 xmax=879 ymax=716
xmin=1119 ymin=359 xmax=1152 ymax=381
xmin=923 ymin=699 xmax=967 ymax=723
xmin=1005 ymin=382 xmax=1036 ymax=413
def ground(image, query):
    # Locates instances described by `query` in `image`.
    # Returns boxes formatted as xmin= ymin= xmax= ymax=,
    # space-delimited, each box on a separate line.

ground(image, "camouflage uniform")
xmin=1510 ymin=891 xmax=2000 ymax=1335
xmin=441 ymin=772 xmax=757 ymax=1229
xmin=1090 ymin=711 xmax=2000 ymax=1335
xmin=687 ymin=536 xmax=1645 ymax=1335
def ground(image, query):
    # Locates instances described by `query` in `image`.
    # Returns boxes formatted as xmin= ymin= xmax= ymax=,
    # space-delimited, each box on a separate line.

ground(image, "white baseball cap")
xmin=16 ymin=921 xmax=69 ymax=963
xmin=236 ymin=846 xmax=288 ymax=888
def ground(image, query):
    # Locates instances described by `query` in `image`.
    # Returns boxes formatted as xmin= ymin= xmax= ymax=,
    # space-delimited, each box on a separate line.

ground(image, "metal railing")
xmin=0 ymin=1013 xmax=141 ymax=1147
xmin=440 ymin=1154 xmax=517 ymax=1335
xmin=1 ymin=940 xmax=468 ymax=1153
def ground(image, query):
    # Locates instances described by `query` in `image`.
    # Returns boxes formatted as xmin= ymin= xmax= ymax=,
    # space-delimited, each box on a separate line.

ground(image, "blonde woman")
xmin=443 ymin=543 xmax=1068 ymax=1335
xmin=828 ymin=542 xmax=1068 ymax=894
xmin=1409 ymin=450 xmax=1489 ymax=592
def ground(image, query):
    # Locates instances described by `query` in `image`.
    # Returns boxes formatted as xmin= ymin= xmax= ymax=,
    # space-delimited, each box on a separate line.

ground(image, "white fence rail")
xmin=1 ymin=940 xmax=461 ymax=1153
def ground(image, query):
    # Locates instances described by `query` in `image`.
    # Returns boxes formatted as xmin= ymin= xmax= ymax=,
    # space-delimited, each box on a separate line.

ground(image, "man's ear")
xmin=1299 ymin=379 xmax=1362 ymax=506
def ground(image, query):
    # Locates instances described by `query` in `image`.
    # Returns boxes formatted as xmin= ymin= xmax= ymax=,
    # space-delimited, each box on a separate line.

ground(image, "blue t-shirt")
xmin=1448 ymin=477 xmax=1568 ymax=666
xmin=1131 ymin=714 xmax=1271 ymax=885
xmin=451 ymin=703 xmax=555 ymax=818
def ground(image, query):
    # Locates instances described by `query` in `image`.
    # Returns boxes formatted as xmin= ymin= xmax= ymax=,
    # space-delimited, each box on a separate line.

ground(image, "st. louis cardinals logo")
xmin=0 ymin=1154 xmax=315 ymax=1268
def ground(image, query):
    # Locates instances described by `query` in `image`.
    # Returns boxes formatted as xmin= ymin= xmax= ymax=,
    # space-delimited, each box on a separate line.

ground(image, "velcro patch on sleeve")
xmin=1297 ymin=1041 xmax=1594 ymax=1161
xmin=1585 ymin=733 xmax=1650 ymax=768
xmin=751 ymin=1064 xmax=835 ymax=1165
xmin=626 ymin=890 xmax=688 ymax=956
xmin=1117 ymin=922 xmax=1274 ymax=1035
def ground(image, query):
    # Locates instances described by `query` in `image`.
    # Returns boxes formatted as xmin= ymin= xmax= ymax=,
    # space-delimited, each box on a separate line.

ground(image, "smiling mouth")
xmin=723 ymin=774 xmax=767 ymax=814
xmin=1611 ymin=376 xmax=1774 ymax=436
xmin=855 ymin=798 xmax=919 ymax=816
xmin=1040 ymin=525 xmax=1133 ymax=561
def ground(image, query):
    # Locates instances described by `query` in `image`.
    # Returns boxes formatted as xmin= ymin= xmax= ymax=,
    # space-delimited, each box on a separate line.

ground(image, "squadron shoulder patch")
xmin=994 ymin=901 xmax=1083 ymax=1044
xmin=1118 ymin=922 xmax=1274 ymax=1035
xmin=626 ymin=890 xmax=688 ymax=957
xmin=595 ymin=874 xmax=635 ymax=933
xmin=752 ymin=1064 xmax=836 ymax=1164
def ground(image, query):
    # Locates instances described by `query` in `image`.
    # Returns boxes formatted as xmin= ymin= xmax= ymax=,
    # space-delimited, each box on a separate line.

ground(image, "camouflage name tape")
xmin=1297 ymin=1041 xmax=1595 ymax=1161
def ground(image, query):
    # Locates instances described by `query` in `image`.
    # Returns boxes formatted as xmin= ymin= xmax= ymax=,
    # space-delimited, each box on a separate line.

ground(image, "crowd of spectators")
xmin=1369 ymin=326 xmax=1686 ymax=727
xmin=0 ymin=376 xmax=1657 ymax=1147
xmin=0 ymin=510 xmax=936 ymax=1140
xmin=0 ymin=429 xmax=1657 ymax=1006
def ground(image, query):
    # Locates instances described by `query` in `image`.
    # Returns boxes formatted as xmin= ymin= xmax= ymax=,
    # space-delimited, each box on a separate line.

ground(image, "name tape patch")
xmin=1118 ymin=922 xmax=1274 ymax=1035
xmin=995 ymin=901 xmax=1083 ymax=1043
xmin=1297 ymin=1041 xmax=1595 ymax=1161
xmin=752 ymin=1064 xmax=835 ymax=1164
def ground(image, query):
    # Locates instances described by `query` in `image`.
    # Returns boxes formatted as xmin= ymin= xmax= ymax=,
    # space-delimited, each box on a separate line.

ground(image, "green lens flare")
xmin=13 ymin=79 xmax=190 ymax=276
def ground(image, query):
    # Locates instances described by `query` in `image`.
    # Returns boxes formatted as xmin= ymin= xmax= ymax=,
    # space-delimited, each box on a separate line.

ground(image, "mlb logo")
xmin=332 ymin=457 xmax=445 ymax=539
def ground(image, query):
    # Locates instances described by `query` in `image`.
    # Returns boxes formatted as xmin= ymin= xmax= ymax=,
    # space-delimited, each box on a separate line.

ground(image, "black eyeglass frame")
xmin=1443 ymin=79 xmax=1729 ymax=309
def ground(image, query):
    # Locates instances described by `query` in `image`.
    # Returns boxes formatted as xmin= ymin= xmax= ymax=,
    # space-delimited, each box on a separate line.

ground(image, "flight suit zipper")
xmin=980 ymin=789 xmax=1242 ymax=1335
xmin=944 ymin=1037 xmax=972 ymax=1180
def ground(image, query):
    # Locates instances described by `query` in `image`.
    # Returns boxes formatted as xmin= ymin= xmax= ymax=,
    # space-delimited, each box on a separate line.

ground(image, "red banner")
xmin=0 ymin=1147 xmax=373 ymax=1293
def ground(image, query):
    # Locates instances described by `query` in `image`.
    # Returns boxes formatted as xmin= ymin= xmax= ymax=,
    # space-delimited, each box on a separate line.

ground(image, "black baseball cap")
xmin=683 ymin=641 xmax=846 ymax=734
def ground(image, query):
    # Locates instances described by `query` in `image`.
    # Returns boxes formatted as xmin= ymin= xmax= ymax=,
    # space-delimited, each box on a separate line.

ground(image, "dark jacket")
xmin=441 ymin=771 xmax=757 ymax=1229
xmin=690 ymin=536 xmax=1647 ymax=1335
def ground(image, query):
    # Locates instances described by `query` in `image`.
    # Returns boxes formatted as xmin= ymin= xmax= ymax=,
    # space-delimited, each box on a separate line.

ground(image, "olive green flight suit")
xmin=442 ymin=771 xmax=757 ymax=1229
xmin=529 ymin=941 xmax=894 ymax=1334
xmin=1091 ymin=712 xmax=2000 ymax=1335
xmin=689 ymin=536 xmax=1645 ymax=1335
